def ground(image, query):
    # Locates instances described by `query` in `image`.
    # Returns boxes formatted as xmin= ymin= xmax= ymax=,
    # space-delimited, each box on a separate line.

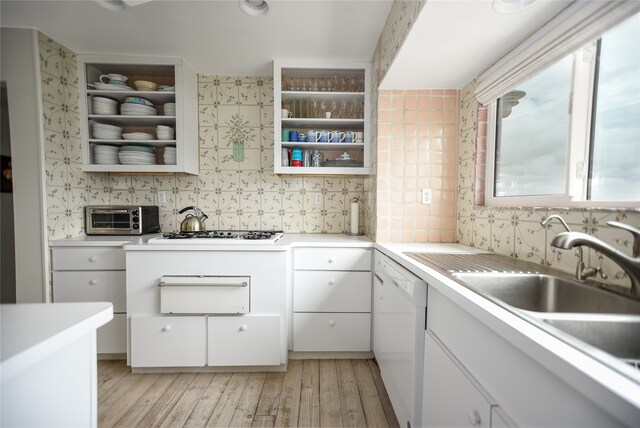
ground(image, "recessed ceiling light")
xmin=239 ymin=0 xmax=269 ymax=16
xmin=95 ymin=0 xmax=127 ymax=12
xmin=493 ymin=0 xmax=537 ymax=14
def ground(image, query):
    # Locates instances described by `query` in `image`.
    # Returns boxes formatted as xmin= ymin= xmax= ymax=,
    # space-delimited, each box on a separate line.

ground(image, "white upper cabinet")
xmin=274 ymin=59 xmax=370 ymax=175
xmin=78 ymin=54 xmax=198 ymax=174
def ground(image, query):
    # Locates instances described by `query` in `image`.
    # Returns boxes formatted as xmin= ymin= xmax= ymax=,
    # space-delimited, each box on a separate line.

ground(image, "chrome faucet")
xmin=550 ymin=221 xmax=640 ymax=297
xmin=541 ymin=215 xmax=589 ymax=281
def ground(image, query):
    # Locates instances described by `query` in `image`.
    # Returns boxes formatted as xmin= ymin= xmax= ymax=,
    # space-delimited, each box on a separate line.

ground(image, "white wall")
xmin=1 ymin=28 xmax=47 ymax=303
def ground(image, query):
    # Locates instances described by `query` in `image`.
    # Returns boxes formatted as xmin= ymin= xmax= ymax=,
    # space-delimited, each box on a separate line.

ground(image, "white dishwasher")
xmin=373 ymin=250 xmax=427 ymax=428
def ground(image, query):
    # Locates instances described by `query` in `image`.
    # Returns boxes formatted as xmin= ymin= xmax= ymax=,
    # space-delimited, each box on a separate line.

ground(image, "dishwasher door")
xmin=374 ymin=253 xmax=427 ymax=428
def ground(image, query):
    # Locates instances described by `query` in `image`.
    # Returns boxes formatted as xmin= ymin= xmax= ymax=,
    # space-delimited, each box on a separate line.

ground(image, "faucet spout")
xmin=551 ymin=232 xmax=640 ymax=297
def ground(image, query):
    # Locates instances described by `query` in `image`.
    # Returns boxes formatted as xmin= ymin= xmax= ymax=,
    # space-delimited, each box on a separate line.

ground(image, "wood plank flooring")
xmin=98 ymin=360 xmax=399 ymax=428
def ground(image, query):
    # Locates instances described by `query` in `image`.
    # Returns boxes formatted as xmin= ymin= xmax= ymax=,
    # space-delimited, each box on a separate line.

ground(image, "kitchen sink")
xmin=543 ymin=317 xmax=640 ymax=361
xmin=451 ymin=272 xmax=640 ymax=315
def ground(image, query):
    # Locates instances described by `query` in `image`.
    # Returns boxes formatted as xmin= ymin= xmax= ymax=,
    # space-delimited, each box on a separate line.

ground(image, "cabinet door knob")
xmin=88 ymin=256 xmax=97 ymax=262
xmin=328 ymin=279 xmax=336 ymax=285
xmin=329 ymin=319 xmax=336 ymax=327
xmin=89 ymin=279 xmax=97 ymax=285
xmin=239 ymin=324 xmax=247 ymax=331
xmin=468 ymin=410 xmax=481 ymax=426
xmin=162 ymin=325 xmax=171 ymax=332
xmin=328 ymin=258 xmax=334 ymax=263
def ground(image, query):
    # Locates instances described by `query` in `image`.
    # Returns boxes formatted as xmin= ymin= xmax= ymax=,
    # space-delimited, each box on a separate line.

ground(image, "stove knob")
xmin=132 ymin=224 xmax=139 ymax=230
xmin=132 ymin=216 xmax=139 ymax=223
xmin=132 ymin=210 xmax=139 ymax=216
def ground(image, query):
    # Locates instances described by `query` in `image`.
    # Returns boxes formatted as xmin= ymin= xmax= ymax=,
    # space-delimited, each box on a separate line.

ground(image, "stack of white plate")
xmin=122 ymin=132 xmax=154 ymax=140
xmin=92 ymin=82 xmax=131 ymax=91
xmin=93 ymin=144 xmax=119 ymax=165
xmin=92 ymin=123 xmax=123 ymax=140
xmin=118 ymin=145 xmax=156 ymax=165
xmin=120 ymin=103 xmax=157 ymax=116
xmin=92 ymin=97 xmax=118 ymax=115
xmin=164 ymin=147 xmax=176 ymax=165
xmin=164 ymin=103 xmax=176 ymax=116
xmin=156 ymin=125 xmax=175 ymax=140
xmin=158 ymin=85 xmax=175 ymax=92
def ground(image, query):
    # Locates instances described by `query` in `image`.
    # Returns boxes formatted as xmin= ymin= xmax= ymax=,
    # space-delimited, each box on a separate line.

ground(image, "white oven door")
xmin=159 ymin=275 xmax=250 ymax=314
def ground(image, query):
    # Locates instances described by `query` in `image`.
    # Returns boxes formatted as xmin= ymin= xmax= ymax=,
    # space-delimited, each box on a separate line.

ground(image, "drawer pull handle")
xmin=328 ymin=279 xmax=336 ymax=285
xmin=468 ymin=410 xmax=481 ymax=426
xmin=329 ymin=319 xmax=336 ymax=327
xmin=88 ymin=256 xmax=97 ymax=262
xmin=239 ymin=324 xmax=247 ymax=332
xmin=328 ymin=258 xmax=334 ymax=263
xmin=89 ymin=280 xmax=97 ymax=285
xmin=162 ymin=325 xmax=171 ymax=332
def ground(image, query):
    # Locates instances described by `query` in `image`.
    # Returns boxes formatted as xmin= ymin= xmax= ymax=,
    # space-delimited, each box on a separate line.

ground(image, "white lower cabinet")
xmin=207 ymin=315 xmax=281 ymax=366
xmin=130 ymin=316 xmax=206 ymax=367
xmin=423 ymin=332 xmax=494 ymax=428
xmin=51 ymin=245 xmax=127 ymax=354
xmin=292 ymin=247 xmax=372 ymax=352
xmin=293 ymin=313 xmax=371 ymax=352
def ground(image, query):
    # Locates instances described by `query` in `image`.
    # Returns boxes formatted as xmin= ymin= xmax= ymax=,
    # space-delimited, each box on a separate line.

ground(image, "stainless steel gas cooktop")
xmin=147 ymin=230 xmax=284 ymax=245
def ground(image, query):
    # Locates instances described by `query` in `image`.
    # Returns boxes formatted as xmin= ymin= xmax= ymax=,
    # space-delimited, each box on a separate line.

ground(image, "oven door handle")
xmin=158 ymin=275 xmax=249 ymax=288
xmin=91 ymin=209 xmax=131 ymax=214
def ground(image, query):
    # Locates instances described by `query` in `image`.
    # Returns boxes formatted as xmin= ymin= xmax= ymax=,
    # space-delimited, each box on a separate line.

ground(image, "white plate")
xmin=122 ymin=132 xmax=154 ymax=140
xmin=92 ymin=82 xmax=131 ymax=91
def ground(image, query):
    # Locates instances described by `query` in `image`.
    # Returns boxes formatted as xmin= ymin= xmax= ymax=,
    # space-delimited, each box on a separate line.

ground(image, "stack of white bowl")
xmin=164 ymin=103 xmax=176 ymax=116
xmin=92 ymin=123 xmax=123 ymax=140
xmin=92 ymin=97 xmax=118 ymax=115
xmin=156 ymin=125 xmax=175 ymax=140
xmin=122 ymin=132 xmax=154 ymax=140
xmin=118 ymin=145 xmax=156 ymax=165
xmin=93 ymin=145 xmax=119 ymax=164
xmin=121 ymin=102 xmax=157 ymax=116
xmin=164 ymin=147 xmax=176 ymax=165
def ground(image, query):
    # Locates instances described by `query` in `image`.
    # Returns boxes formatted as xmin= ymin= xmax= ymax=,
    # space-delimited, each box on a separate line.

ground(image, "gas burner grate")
xmin=161 ymin=230 xmax=283 ymax=240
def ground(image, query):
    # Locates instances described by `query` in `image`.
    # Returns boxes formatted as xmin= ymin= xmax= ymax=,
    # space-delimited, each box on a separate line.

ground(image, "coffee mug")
xmin=289 ymin=130 xmax=300 ymax=142
xmin=281 ymin=109 xmax=293 ymax=118
xmin=282 ymin=129 xmax=290 ymax=142
xmin=318 ymin=130 xmax=330 ymax=143
xmin=354 ymin=131 xmax=364 ymax=142
xmin=99 ymin=73 xmax=127 ymax=84
xmin=298 ymin=133 xmax=307 ymax=142
xmin=329 ymin=131 xmax=345 ymax=143
xmin=344 ymin=131 xmax=355 ymax=143
xmin=307 ymin=130 xmax=321 ymax=143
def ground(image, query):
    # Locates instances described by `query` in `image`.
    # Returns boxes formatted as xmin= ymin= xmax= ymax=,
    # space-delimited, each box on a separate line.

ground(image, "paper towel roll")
xmin=350 ymin=198 xmax=359 ymax=235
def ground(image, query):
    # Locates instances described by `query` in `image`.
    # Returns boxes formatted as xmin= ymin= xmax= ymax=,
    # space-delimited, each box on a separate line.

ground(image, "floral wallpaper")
xmin=40 ymin=34 xmax=364 ymax=239
xmin=457 ymin=80 xmax=640 ymax=290
xmin=367 ymin=0 xmax=427 ymax=238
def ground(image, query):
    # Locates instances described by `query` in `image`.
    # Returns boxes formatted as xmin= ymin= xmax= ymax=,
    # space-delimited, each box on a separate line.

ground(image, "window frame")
xmin=484 ymin=42 xmax=640 ymax=209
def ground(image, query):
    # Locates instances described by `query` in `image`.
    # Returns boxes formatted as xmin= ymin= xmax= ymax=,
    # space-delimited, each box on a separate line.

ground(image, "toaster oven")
xmin=85 ymin=205 xmax=161 ymax=235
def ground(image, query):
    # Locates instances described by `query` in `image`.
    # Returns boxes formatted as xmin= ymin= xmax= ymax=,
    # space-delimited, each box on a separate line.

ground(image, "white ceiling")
xmin=0 ymin=0 xmax=394 ymax=76
xmin=380 ymin=0 xmax=572 ymax=89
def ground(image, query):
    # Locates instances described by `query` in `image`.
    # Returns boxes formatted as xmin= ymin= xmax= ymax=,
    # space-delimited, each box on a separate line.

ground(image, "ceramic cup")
xmin=354 ymin=131 xmax=364 ymax=142
xmin=297 ymin=133 xmax=307 ymax=142
xmin=329 ymin=131 xmax=345 ymax=143
xmin=318 ymin=130 xmax=330 ymax=142
xmin=289 ymin=130 xmax=300 ymax=142
xmin=99 ymin=73 xmax=128 ymax=84
xmin=344 ymin=131 xmax=355 ymax=143
xmin=325 ymin=112 xmax=332 ymax=119
xmin=281 ymin=129 xmax=290 ymax=142
xmin=281 ymin=109 xmax=293 ymax=118
xmin=307 ymin=130 xmax=321 ymax=143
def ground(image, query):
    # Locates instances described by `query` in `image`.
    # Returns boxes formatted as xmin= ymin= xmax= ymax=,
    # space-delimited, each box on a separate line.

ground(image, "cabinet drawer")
xmin=52 ymin=247 xmax=125 ymax=270
xmin=53 ymin=271 xmax=126 ymax=312
xmin=295 ymin=248 xmax=371 ymax=271
xmin=97 ymin=313 xmax=126 ymax=354
xmin=294 ymin=271 xmax=371 ymax=312
xmin=130 ymin=316 xmax=205 ymax=367
xmin=293 ymin=313 xmax=371 ymax=352
xmin=207 ymin=315 xmax=281 ymax=366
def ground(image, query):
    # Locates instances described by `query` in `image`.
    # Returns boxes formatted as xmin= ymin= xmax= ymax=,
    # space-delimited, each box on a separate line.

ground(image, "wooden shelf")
xmin=89 ymin=139 xmax=176 ymax=146
xmin=280 ymin=142 xmax=364 ymax=150
xmin=88 ymin=115 xmax=176 ymax=125
xmin=87 ymin=90 xmax=175 ymax=103
xmin=281 ymin=118 xmax=364 ymax=128
xmin=282 ymin=91 xmax=364 ymax=101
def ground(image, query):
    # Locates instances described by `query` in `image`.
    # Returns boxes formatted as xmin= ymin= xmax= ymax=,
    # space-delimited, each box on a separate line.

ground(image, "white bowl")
xmin=122 ymin=132 xmax=154 ymax=140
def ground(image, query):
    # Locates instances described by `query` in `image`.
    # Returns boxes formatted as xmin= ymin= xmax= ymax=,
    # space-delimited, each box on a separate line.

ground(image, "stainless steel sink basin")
xmin=543 ymin=318 xmax=640 ymax=360
xmin=451 ymin=273 xmax=640 ymax=315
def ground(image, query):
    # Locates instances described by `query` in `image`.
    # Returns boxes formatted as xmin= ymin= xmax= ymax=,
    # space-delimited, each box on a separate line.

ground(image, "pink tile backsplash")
xmin=376 ymin=89 xmax=459 ymax=243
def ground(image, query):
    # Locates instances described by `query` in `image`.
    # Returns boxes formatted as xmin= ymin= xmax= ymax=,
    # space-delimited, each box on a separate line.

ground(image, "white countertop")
xmin=374 ymin=243 xmax=640 ymax=422
xmin=1 ymin=302 xmax=113 ymax=381
xmin=49 ymin=234 xmax=161 ymax=247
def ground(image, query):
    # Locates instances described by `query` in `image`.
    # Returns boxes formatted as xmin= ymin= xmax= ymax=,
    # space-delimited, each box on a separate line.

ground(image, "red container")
xmin=291 ymin=160 xmax=303 ymax=167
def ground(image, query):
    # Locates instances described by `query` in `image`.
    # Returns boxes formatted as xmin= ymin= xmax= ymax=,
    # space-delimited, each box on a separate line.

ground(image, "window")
xmin=487 ymin=13 xmax=640 ymax=208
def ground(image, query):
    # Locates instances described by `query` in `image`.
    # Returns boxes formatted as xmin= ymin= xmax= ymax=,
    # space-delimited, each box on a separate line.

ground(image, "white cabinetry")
xmin=207 ymin=315 xmax=281 ymax=366
xmin=51 ymin=246 xmax=126 ymax=355
xmin=78 ymin=54 xmax=198 ymax=174
xmin=274 ymin=60 xmax=370 ymax=175
xmin=292 ymin=247 xmax=371 ymax=352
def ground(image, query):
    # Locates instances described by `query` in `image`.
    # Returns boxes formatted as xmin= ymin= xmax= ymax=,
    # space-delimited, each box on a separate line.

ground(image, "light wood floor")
xmin=98 ymin=359 xmax=400 ymax=428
